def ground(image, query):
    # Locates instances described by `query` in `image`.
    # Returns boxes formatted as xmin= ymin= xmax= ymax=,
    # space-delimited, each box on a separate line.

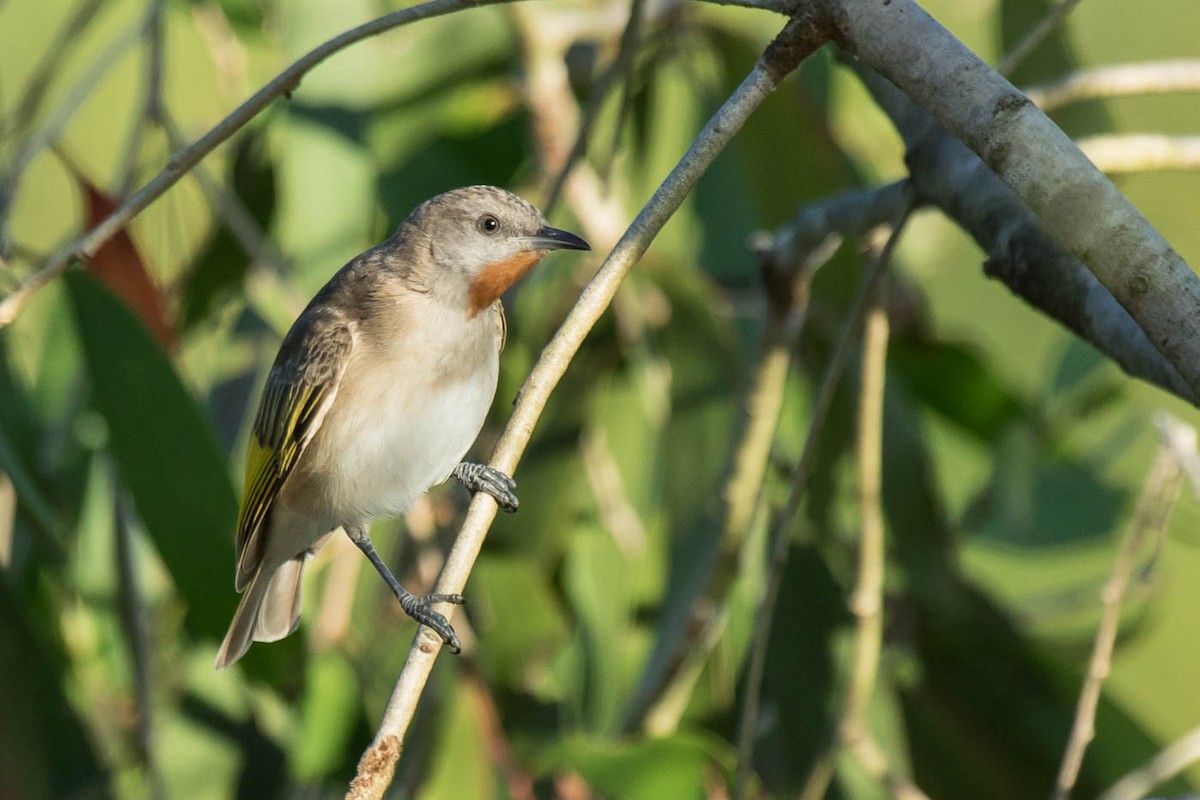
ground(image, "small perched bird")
xmin=215 ymin=186 xmax=589 ymax=669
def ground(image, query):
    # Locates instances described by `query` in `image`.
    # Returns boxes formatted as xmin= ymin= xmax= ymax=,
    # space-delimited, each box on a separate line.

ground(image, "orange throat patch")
xmin=467 ymin=251 xmax=547 ymax=316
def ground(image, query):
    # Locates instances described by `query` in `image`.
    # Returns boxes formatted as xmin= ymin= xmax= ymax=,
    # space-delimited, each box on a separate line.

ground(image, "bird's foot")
xmin=399 ymin=592 xmax=465 ymax=653
xmin=452 ymin=462 xmax=519 ymax=512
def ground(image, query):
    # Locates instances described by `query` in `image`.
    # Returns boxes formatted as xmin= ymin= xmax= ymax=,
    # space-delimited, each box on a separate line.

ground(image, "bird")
xmin=214 ymin=186 xmax=590 ymax=669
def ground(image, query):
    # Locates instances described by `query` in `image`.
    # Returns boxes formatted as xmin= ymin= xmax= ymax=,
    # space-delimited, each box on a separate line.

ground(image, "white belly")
xmin=282 ymin=302 xmax=501 ymax=525
xmin=324 ymin=363 xmax=497 ymax=519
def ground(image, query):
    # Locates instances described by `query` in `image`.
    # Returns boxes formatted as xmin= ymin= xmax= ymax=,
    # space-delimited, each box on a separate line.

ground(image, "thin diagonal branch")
xmin=996 ymin=0 xmax=1083 ymax=77
xmin=1098 ymin=724 xmax=1200 ymax=800
xmin=1052 ymin=414 xmax=1193 ymax=800
xmin=2 ymin=0 xmax=107 ymax=142
xmin=542 ymin=0 xmax=646 ymax=215
xmin=0 ymin=0 xmax=519 ymax=328
xmin=345 ymin=15 xmax=829 ymax=800
xmin=733 ymin=194 xmax=915 ymax=800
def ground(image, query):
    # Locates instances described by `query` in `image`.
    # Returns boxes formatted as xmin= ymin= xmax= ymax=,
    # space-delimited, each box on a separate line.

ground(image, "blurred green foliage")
xmin=1 ymin=0 xmax=1200 ymax=798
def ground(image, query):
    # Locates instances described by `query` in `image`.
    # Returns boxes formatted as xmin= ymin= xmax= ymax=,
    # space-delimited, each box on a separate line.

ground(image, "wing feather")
xmin=235 ymin=312 xmax=354 ymax=588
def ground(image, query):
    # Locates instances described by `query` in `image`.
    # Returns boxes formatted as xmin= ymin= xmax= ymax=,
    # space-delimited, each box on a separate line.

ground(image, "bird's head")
xmin=400 ymin=185 xmax=590 ymax=316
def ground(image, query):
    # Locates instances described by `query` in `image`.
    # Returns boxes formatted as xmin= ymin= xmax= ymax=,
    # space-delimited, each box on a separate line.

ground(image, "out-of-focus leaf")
xmin=470 ymin=555 xmax=569 ymax=692
xmin=182 ymin=132 xmax=277 ymax=329
xmin=0 ymin=394 xmax=61 ymax=540
xmin=291 ymin=649 xmax=360 ymax=782
xmin=746 ymin=546 xmax=847 ymax=794
xmin=974 ymin=426 xmax=1122 ymax=547
xmin=891 ymin=339 xmax=1026 ymax=442
xmin=563 ymin=525 xmax=638 ymax=734
xmin=377 ymin=113 xmax=526 ymax=228
xmin=75 ymin=178 xmax=177 ymax=348
xmin=881 ymin=380 xmax=1168 ymax=797
xmin=418 ymin=678 xmax=496 ymax=800
xmin=65 ymin=270 xmax=237 ymax=639
xmin=540 ymin=732 xmax=730 ymax=800
xmin=0 ymin=578 xmax=107 ymax=800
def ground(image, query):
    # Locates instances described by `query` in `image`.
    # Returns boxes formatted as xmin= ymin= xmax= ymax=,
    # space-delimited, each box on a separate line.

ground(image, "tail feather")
xmin=214 ymin=556 xmax=307 ymax=670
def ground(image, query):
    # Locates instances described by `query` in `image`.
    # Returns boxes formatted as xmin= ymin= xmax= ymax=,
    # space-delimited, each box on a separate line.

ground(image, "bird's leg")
xmin=452 ymin=462 xmax=519 ymax=512
xmin=345 ymin=525 xmax=463 ymax=653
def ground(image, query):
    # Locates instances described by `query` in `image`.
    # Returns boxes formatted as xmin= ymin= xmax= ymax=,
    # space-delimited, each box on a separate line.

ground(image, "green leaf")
xmin=540 ymin=733 xmax=730 ymax=800
xmin=66 ymin=270 xmax=238 ymax=640
xmin=291 ymin=650 xmax=361 ymax=781
xmin=470 ymin=555 xmax=569 ymax=692
xmin=0 ymin=578 xmax=108 ymax=800
xmin=891 ymin=339 xmax=1026 ymax=442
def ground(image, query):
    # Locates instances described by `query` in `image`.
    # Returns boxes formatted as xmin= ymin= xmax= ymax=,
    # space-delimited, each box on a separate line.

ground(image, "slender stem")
xmin=841 ymin=280 xmax=888 ymax=747
xmin=0 ymin=0 xmax=519 ymax=328
xmin=346 ymin=16 xmax=827 ymax=800
xmin=1052 ymin=416 xmax=1191 ymax=800
xmin=1 ymin=0 xmax=107 ymax=143
xmin=113 ymin=470 xmax=166 ymax=800
xmin=1098 ymin=724 xmax=1200 ymax=800
xmin=733 ymin=195 xmax=913 ymax=799
xmin=542 ymin=0 xmax=646 ymax=215
xmin=996 ymin=0 xmax=1084 ymax=77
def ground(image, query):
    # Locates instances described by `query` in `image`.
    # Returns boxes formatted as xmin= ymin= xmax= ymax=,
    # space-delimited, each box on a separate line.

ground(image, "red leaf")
xmin=79 ymin=182 xmax=177 ymax=349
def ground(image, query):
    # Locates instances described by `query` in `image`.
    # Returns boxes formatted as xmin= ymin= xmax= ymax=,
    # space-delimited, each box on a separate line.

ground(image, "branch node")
xmin=762 ymin=12 xmax=830 ymax=84
xmin=347 ymin=735 xmax=402 ymax=800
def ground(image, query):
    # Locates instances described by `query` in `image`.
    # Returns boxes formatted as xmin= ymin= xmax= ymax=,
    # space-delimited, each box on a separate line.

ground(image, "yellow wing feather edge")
xmin=233 ymin=318 xmax=354 ymax=590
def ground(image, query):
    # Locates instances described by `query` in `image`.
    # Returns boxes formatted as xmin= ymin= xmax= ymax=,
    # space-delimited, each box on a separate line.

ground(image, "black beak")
xmin=526 ymin=225 xmax=591 ymax=252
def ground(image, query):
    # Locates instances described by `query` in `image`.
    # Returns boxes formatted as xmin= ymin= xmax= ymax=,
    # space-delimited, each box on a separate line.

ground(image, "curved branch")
xmin=850 ymin=62 xmax=1198 ymax=404
xmin=0 ymin=0 xmax=515 ymax=328
xmin=828 ymin=0 xmax=1200 ymax=397
xmin=346 ymin=15 xmax=830 ymax=800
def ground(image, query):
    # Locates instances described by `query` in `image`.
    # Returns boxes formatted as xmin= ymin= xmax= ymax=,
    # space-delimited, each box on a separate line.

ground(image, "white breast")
xmin=289 ymin=299 xmax=501 ymax=524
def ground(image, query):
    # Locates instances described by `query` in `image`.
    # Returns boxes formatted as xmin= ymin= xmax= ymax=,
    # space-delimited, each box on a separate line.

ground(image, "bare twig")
xmin=1098 ymin=723 xmax=1200 ymax=800
xmin=622 ymin=196 xmax=848 ymax=736
xmin=1 ymin=0 xmax=107 ymax=142
xmin=831 ymin=0 xmax=1200 ymax=397
xmin=542 ymin=0 xmax=647 ymax=215
xmin=1051 ymin=415 xmax=1193 ymax=800
xmin=842 ymin=278 xmax=889 ymax=759
xmin=113 ymin=474 xmax=166 ymax=800
xmin=0 ymin=17 xmax=146 ymax=242
xmin=346 ymin=16 xmax=828 ymax=800
xmin=1077 ymin=134 xmax=1200 ymax=175
xmin=733 ymin=194 xmax=915 ymax=799
xmin=1025 ymin=59 xmax=1200 ymax=111
xmin=117 ymin=0 xmax=168 ymax=197
xmin=996 ymin=0 xmax=1084 ymax=77
xmin=0 ymin=0 xmax=520 ymax=329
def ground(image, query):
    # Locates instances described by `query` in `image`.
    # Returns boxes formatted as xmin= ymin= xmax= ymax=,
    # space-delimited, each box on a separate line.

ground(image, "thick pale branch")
xmin=828 ymin=0 xmax=1200 ymax=397
xmin=851 ymin=64 xmax=1198 ymax=404
xmin=0 ymin=0 xmax=515 ymax=328
xmin=346 ymin=15 xmax=828 ymax=800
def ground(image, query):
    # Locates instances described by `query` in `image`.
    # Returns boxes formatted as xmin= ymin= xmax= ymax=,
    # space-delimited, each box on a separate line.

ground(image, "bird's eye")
xmin=477 ymin=214 xmax=500 ymax=235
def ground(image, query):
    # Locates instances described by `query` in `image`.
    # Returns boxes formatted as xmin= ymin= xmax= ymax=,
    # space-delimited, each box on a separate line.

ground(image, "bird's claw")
xmin=453 ymin=462 xmax=519 ymax=512
xmin=400 ymin=592 xmax=464 ymax=653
